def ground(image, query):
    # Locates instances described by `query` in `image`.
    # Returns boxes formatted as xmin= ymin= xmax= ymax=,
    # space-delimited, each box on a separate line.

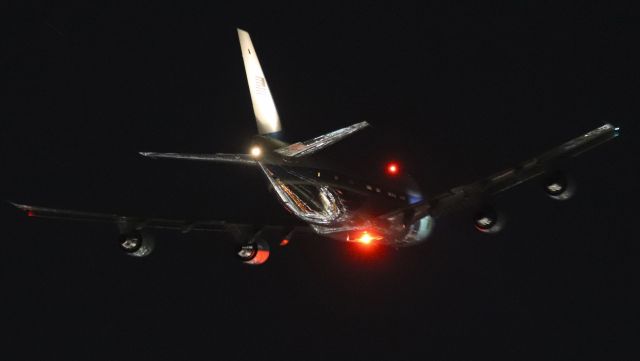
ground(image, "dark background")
xmin=1 ymin=2 xmax=637 ymax=359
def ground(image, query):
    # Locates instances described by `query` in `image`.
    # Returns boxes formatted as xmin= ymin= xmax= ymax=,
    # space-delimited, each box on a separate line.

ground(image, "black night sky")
xmin=1 ymin=2 xmax=637 ymax=360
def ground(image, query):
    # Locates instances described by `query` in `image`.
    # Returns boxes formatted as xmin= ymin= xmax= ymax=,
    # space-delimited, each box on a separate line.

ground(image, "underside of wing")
xmin=379 ymin=123 xmax=620 ymax=227
xmin=429 ymin=123 xmax=620 ymax=218
xmin=10 ymin=202 xmax=306 ymax=265
xmin=10 ymin=202 xmax=248 ymax=233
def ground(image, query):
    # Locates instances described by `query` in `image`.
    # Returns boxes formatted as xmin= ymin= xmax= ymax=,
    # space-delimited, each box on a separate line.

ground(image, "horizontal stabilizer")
xmin=139 ymin=152 xmax=257 ymax=165
xmin=274 ymin=121 xmax=369 ymax=158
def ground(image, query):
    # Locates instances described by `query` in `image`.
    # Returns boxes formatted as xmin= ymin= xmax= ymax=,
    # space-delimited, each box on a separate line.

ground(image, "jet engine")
xmin=118 ymin=232 xmax=155 ymax=257
xmin=542 ymin=171 xmax=575 ymax=201
xmin=237 ymin=238 xmax=270 ymax=265
xmin=473 ymin=206 xmax=505 ymax=234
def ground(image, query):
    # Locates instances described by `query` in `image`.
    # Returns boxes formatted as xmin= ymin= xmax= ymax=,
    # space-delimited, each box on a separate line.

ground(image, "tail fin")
xmin=237 ymin=28 xmax=282 ymax=136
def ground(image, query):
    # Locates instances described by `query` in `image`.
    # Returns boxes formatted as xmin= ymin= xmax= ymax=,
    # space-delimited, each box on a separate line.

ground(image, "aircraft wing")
xmin=10 ymin=202 xmax=309 ymax=264
xmin=390 ymin=123 xmax=620 ymax=221
xmin=429 ymin=123 xmax=620 ymax=217
xmin=9 ymin=202 xmax=286 ymax=237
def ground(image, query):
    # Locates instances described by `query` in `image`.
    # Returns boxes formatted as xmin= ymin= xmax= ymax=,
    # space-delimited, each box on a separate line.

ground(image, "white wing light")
xmin=237 ymin=28 xmax=282 ymax=135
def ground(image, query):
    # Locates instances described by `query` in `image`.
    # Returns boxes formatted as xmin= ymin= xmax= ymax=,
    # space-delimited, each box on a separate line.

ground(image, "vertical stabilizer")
xmin=237 ymin=28 xmax=282 ymax=135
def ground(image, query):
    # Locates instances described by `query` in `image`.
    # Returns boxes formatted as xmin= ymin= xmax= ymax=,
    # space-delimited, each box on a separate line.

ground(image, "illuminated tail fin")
xmin=237 ymin=29 xmax=282 ymax=136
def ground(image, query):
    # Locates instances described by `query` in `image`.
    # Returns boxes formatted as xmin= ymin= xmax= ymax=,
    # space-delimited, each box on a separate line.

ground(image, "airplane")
xmin=10 ymin=29 xmax=620 ymax=265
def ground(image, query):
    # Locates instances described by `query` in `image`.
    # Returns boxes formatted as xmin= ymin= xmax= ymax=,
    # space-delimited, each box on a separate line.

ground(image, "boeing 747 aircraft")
xmin=11 ymin=29 xmax=620 ymax=265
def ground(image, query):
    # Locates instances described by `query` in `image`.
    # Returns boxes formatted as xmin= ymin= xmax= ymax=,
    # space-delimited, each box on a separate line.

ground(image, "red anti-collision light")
xmin=386 ymin=162 xmax=399 ymax=175
xmin=352 ymin=231 xmax=383 ymax=245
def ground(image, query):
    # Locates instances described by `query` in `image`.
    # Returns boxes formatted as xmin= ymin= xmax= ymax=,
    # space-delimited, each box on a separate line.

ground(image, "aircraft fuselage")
xmin=257 ymin=152 xmax=435 ymax=247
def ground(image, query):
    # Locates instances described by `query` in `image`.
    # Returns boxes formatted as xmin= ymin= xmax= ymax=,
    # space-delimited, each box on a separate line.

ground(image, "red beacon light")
xmin=349 ymin=230 xmax=383 ymax=245
xmin=386 ymin=162 xmax=400 ymax=176
xmin=358 ymin=232 xmax=375 ymax=245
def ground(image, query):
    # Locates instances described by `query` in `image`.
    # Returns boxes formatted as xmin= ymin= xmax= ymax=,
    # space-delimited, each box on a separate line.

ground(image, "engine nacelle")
xmin=542 ymin=171 xmax=575 ymax=201
xmin=119 ymin=232 xmax=155 ymax=257
xmin=473 ymin=207 xmax=505 ymax=234
xmin=237 ymin=238 xmax=270 ymax=265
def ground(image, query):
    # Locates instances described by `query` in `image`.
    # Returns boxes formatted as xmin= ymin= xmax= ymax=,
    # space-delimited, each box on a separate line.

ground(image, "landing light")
xmin=250 ymin=146 xmax=262 ymax=157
